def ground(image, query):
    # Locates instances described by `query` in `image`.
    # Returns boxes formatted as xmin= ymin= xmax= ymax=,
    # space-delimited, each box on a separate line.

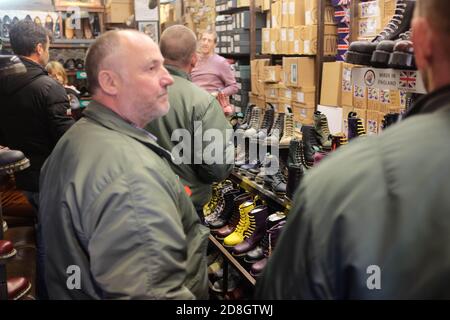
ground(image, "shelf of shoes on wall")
xmin=249 ymin=0 xmax=338 ymax=129
xmin=0 ymin=9 xmax=104 ymax=50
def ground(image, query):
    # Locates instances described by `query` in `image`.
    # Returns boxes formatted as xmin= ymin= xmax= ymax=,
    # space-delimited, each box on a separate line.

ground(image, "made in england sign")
xmin=352 ymin=67 xmax=427 ymax=94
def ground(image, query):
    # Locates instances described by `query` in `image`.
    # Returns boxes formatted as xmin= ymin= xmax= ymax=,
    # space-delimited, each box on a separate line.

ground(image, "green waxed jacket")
xmin=39 ymin=101 xmax=209 ymax=300
xmin=146 ymin=65 xmax=234 ymax=211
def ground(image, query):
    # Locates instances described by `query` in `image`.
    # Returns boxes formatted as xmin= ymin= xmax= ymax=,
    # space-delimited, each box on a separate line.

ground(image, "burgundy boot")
xmin=250 ymin=220 xmax=286 ymax=277
xmin=232 ymin=206 xmax=269 ymax=257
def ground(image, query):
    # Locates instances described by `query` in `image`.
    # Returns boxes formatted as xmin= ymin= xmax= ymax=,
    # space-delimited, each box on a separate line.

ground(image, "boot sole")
xmin=388 ymin=51 xmax=416 ymax=70
xmin=0 ymin=158 xmax=30 ymax=175
xmin=371 ymin=50 xmax=392 ymax=68
xmin=345 ymin=50 xmax=373 ymax=66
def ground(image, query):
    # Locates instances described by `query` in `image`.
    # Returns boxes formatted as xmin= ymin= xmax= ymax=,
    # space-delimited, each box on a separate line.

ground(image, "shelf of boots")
xmin=229 ymin=171 xmax=292 ymax=211
xmin=209 ymin=235 xmax=256 ymax=291
xmin=1 ymin=38 xmax=94 ymax=49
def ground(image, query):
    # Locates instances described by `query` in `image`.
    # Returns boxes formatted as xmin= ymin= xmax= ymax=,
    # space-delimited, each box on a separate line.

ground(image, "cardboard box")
xmin=366 ymin=110 xmax=380 ymax=136
xmin=249 ymin=92 xmax=259 ymax=105
xmin=367 ymin=87 xmax=380 ymax=111
xmin=320 ymin=62 xmax=342 ymax=107
xmin=292 ymin=87 xmax=315 ymax=106
xmin=287 ymin=28 xmax=295 ymax=54
xmin=106 ymin=0 xmax=134 ymax=23
xmin=279 ymin=28 xmax=289 ymax=54
xmin=265 ymin=84 xmax=280 ymax=99
xmin=279 ymin=87 xmax=293 ymax=100
xmin=389 ymin=90 xmax=401 ymax=108
xmin=378 ymin=89 xmax=390 ymax=113
xmin=263 ymin=0 xmax=271 ymax=11
xmin=342 ymin=105 xmax=354 ymax=136
xmin=358 ymin=16 xmax=383 ymax=39
xmin=341 ymin=63 xmax=354 ymax=107
xmin=251 ymin=59 xmax=270 ymax=96
xmin=262 ymin=28 xmax=271 ymax=54
xmin=272 ymin=0 xmax=282 ymax=28
xmin=289 ymin=0 xmax=305 ymax=27
xmin=282 ymin=57 xmax=315 ymax=88
xmin=353 ymin=85 xmax=368 ymax=109
xmin=281 ymin=0 xmax=290 ymax=27
xmin=300 ymin=25 xmax=338 ymax=56
xmin=263 ymin=66 xmax=283 ymax=83
xmin=270 ymin=28 xmax=281 ymax=54
xmin=293 ymin=102 xmax=315 ymax=125
xmin=304 ymin=0 xmax=335 ymax=25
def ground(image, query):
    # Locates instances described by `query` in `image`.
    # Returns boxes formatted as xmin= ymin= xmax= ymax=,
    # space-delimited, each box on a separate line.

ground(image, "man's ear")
xmin=412 ymin=17 xmax=432 ymax=71
xmin=98 ymin=70 xmax=120 ymax=96
xmin=190 ymin=52 xmax=198 ymax=69
xmin=36 ymin=43 xmax=44 ymax=56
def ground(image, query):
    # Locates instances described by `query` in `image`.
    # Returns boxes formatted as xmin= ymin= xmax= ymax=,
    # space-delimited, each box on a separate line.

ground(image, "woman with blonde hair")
xmin=46 ymin=61 xmax=82 ymax=119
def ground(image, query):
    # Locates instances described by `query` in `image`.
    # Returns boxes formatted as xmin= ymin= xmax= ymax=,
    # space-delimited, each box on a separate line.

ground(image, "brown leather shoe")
xmin=7 ymin=277 xmax=32 ymax=300
xmin=0 ymin=240 xmax=16 ymax=259
xmin=64 ymin=16 xmax=74 ymax=40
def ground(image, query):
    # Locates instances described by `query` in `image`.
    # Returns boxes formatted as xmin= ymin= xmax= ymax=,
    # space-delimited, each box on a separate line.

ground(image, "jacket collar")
xmin=165 ymin=64 xmax=191 ymax=81
xmin=405 ymin=84 xmax=450 ymax=118
xmin=20 ymin=57 xmax=47 ymax=74
xmin=83 ymin=101 xmax=174 ymax=162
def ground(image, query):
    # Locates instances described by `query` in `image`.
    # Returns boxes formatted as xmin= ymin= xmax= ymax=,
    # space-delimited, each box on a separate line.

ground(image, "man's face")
xmin=116 ymin=36 xmax=174 ymax=127
xmin=200 ymin=33 xmax=215 ymax=55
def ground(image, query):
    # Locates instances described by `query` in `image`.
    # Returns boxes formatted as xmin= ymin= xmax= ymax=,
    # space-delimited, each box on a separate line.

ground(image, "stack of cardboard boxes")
xmin=320 ymin=61 xmax=407 ymax=136
xmin=250 ymin=57 xmax=316 ymax=125
xmin=262 ymin=0 xmax=338 ymax=56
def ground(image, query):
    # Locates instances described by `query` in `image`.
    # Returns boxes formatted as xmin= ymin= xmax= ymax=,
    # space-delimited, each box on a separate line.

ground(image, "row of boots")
xmin=1 ymin=13 xmax=101 ymax=40
xmin=204 ymin=182 xmax=287 ymax=277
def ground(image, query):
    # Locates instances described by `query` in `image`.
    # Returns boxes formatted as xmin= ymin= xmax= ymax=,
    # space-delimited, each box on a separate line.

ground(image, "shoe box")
xmin=105 ymin=0 xmax=134 ymax=24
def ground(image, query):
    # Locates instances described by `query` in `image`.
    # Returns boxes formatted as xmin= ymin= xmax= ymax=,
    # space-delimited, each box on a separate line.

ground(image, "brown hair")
xmin=46 ymin=61 xmax=68 ymax=85
xmin=200 ymin=30 xmax=217 ymax=44
xmin=160 ymin=25 xmax=197 ymax=67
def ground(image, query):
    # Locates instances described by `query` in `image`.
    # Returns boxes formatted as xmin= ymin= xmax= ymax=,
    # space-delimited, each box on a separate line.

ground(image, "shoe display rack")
xmin=229 ymin=170 xmax=292 ymax=211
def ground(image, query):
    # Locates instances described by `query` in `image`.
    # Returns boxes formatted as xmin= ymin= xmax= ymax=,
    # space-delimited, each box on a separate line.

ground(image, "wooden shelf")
xmin=55 ymin=5 xmax=105 ymax=13
xmin=209 ymin=235 xmax=256 ymax=287
xmin=1 ymin=38 xmax=94 ymax=49
xmin=229 ymin=171 xmax=292 ymax=211
xmin=217 ymin=6 xmax=250 ymax=15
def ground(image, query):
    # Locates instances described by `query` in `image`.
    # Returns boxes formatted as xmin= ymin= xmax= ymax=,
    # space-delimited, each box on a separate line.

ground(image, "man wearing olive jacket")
xmin=146 ymin=25 xmax=234 ymax=215
xmin=39 ymin=30 xmax=209 ymax=299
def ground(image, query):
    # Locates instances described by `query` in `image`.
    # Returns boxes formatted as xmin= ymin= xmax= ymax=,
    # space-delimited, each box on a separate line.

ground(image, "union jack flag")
xmin=399 ymin=71 xmax=417 ymax=89
xmin=332 ymin=0 xmax=351 ymax=6
xmin=334 ymin=8 xmax=351 ymax=24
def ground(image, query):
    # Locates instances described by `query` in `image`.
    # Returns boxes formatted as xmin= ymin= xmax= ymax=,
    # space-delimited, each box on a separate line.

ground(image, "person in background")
xmin=256 ymin=0 xmax=450 ymax=299
xmin=39 ymin=30 xmax=209 ymax=299
xmin=46 ymin=60 xmax=82 ymax=120
xmin=191 ymin=30 xmax=238 ymax=115
xmin=146 ymin=25 xmax=234 ymax=218
xmin=0 ymin=20 xmax=74 ymax=207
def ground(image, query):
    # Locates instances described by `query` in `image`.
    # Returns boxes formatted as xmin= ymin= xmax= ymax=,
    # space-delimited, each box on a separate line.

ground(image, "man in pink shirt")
xmin=191 ymin=31 xmax=239 ymax=99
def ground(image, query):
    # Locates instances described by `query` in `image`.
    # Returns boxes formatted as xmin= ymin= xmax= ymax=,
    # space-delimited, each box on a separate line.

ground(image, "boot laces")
xmin=243 ymin=215 xmax=256 ymax=238
xmin=320 ymin=117 xmax=331 ymax=137
xmin=234 ymin=207 xmax=250 ymax=234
